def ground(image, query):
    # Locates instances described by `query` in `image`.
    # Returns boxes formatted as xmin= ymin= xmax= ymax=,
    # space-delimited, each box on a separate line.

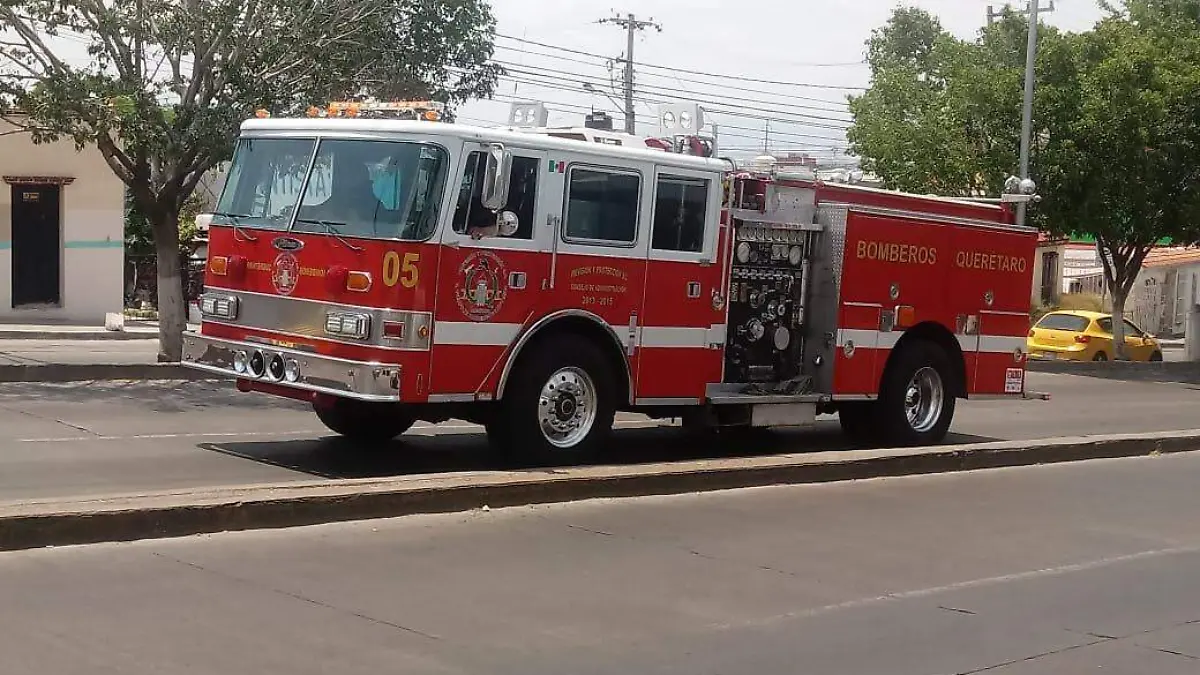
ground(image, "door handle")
xmin=687 ymin=281 xmax=702 ymax=298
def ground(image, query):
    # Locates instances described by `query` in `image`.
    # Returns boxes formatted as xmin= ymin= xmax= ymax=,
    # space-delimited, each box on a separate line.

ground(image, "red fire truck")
xmin=183 ymin=100 xmax=1043 ymax=463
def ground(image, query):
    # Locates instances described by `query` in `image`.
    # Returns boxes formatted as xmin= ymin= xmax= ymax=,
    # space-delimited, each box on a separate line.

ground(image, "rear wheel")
xmin=1092 ymin=351 xmax=1108 ymax=362
xmin=313 ymin=398 xmax=416 ymax=443
xmin=1150 ymin=351 xmax=1164 ymax=362
xmin=487 ymin=337 xmax=616 ymax=466
xmin=876 ymin=341 xmax=956 ymax=447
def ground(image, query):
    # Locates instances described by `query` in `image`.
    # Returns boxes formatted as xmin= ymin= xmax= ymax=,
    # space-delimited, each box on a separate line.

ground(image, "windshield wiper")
xmin=211 ymin=211 xmax=259 ymax=242
xmin=294 ymin=218 xmax=364 ymax=252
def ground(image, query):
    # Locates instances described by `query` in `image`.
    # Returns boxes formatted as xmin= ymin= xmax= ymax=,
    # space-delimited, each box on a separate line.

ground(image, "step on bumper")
xmin=181 ymin=332 xmax=401 ymax=402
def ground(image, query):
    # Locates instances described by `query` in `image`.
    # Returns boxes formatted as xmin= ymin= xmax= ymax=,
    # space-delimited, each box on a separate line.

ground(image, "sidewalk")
xmin=0 ymin=319 xmax=178 ymax=341
xmin=0 ymin=321 xmax=206 ymax=382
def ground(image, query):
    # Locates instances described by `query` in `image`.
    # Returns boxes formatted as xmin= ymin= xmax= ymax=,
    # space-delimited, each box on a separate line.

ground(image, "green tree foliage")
xmin=849 ymin=2 xmax=1200 ymax=358
xmin=0 ymin=0 xmax=500 ymax=359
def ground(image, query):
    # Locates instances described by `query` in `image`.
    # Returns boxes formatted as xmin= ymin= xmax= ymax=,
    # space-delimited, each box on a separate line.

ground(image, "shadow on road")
xmin=201 ymin=426 xmax=999 ymax=481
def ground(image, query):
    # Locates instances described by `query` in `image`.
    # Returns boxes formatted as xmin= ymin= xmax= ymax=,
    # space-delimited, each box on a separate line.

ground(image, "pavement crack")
xmin=556 ymin=517 xmax=807 ymax=580
xmin=1139 ymin=645 xmax=1200 ymax=660
xmin=956 ymin=637 xmax=1111 ymax=674
xmin=0 ymin=402 xmax=102 ymax=437
xmin=565 ymin=523 xmax=614 ymax=537
xmin=937 ymin=605 xmax=977 ymax=616
xmin=152 ymin=552 xmax=441 ymax=641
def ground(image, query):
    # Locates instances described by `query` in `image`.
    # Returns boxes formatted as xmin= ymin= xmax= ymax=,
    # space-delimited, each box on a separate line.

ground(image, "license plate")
xmin=1005 ymin=368 xmax=1024 ymax=393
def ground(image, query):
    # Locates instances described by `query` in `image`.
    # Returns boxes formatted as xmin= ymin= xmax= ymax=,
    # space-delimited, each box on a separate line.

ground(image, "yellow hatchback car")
xmin=1028 ymin=310 xmax=1163 ymax=362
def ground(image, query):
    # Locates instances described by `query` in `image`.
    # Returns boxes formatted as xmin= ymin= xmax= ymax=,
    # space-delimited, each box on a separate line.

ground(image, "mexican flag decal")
xmin=548 ymin=159 xmax=566 ymax=173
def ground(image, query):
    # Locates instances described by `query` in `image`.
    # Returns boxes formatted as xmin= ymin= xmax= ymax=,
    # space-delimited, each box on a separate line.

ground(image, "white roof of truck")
xmin=240 ymin=118 xmax=725 ymax=173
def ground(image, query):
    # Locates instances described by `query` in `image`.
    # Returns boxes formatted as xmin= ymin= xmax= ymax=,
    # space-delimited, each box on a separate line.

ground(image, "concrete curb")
xmin=2 ymin=428 xmax=1197 ymax=552
xmin=1027 ymin=359 xmax=1200 ymax=383
xmin=0 ymin=363 xmax=210 ymax=383
xmin=0 ymin=330 xmax=158 ymax=341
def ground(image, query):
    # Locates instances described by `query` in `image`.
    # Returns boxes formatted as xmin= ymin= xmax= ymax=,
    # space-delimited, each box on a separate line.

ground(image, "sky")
xmin=460 ymin=0 xmax=1110 ymax=161
xmin=6 ymin=0 xmax=1111 ymax=163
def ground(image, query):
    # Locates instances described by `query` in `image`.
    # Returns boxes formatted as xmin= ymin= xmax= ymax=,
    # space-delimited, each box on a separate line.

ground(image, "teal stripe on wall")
xmin=63 ymin=240 xmax=123 ymax=249
xmin=0 ymin=240 xmax=120 ymax=250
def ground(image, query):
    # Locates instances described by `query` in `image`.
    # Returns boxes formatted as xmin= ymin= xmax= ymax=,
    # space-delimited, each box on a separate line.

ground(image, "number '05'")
xmin=383 ymin=251 xmax=420 ymax=288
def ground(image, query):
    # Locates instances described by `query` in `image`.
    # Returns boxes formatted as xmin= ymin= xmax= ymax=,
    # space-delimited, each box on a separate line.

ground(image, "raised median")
xmin=2 ymin=428 xmax=1197 ymax=552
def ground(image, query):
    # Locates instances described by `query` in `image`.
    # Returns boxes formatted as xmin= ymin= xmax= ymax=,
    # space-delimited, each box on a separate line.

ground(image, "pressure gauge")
xmin=747 ymin=319 xmax=766 ymax=342
xmin=736 ymin=241 xmax=751 ymax=264
xmin=773 ymin=326 xmax=791 ymax=351
xmin=789 ymin=245 xmax=803 ymax=266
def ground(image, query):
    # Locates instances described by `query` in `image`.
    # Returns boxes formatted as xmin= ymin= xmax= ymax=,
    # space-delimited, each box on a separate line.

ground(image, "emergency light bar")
xmin=310 ymin=100 xmax=445 ymax=121
xmin=253 ymin=100 xmax=447 ymax=121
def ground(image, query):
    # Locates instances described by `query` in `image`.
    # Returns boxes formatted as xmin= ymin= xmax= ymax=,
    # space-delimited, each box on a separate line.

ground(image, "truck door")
xmin=429 ymin=146 xmax=552 ymax=397
xmin=635 ymin=168 xmax=725 ymax=402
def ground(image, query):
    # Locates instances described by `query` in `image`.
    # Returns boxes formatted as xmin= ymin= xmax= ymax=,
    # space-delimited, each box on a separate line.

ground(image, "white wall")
xmin=0 ymin=118 xmax=124 ymax=323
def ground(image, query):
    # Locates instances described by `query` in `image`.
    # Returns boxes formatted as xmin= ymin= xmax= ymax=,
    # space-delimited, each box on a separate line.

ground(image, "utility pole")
xmin=599 ymin=13 xmax=662 ymax=134
xmin=990 ymin=1 xmax=1055 ymax=226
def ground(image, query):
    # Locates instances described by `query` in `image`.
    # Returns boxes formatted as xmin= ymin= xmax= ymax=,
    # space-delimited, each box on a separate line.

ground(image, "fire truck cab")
xmin=183 ymin=101 xmax=1041 ymax=463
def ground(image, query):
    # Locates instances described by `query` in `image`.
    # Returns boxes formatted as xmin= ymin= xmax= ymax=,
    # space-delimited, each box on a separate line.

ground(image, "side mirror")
xmin=481 ymin=143 xmax=512 ymax=211
xmin=496 ymin=210 xmax=520 ymax=237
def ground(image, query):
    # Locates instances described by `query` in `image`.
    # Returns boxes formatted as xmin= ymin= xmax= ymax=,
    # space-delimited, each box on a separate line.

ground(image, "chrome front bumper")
xmin=181 ymin=332 xmax=401 ymax=402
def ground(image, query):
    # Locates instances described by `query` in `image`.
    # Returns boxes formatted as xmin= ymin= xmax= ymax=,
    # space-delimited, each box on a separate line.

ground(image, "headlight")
xmin=324 ymin=312 xmax=371 ymax=340
xmin=199 ymin=294 xmax=239 ymax=320
xmin=233 ymin=350 xmax=248 ymax=374
xmin=284 ymin=359 xmax=301 ymax=382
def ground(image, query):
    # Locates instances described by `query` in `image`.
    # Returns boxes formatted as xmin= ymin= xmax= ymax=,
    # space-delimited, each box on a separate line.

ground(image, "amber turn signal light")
xmin=346 ymin=271 xmax=372 ymax=292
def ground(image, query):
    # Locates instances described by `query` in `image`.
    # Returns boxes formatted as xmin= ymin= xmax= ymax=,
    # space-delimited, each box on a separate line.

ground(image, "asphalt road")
xmin=5 ymin=452 xmax=1200 ymax=673
xmin=0 ymin=371 xmax=1198 ymax=502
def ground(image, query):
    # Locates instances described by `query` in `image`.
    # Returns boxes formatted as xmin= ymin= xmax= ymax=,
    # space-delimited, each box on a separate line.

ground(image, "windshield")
xmin=214 ymin=137 xmax=450 ymax=241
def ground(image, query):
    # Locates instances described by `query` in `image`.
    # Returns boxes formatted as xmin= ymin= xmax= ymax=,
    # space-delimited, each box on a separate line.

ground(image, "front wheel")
xmin=875 ymin=341 xmax=957 ymax=447
xmin=487 ymin=337 xmax=617 ymax=465
xmin=313 ymin=398 xmax=416 ymax=443
xmin=1150 ymin=351 xmax=1164 ymax=362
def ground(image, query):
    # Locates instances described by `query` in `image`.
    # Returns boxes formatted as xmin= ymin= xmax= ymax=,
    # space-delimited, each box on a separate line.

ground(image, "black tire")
xmin=312 ymin=398 xmax=416 ymax=443
xmin=1092 ymin=351 xmax=1108 ymax=362
xmin=838 ymin=402 xmax=879 ymax=447
xmin=1150 ymin=351 xmax=1164 ymax=362
xmin=487 ymin=336 xmax=617 ymax=466
xmin=875 ymin=340 xmax=957 ymax=447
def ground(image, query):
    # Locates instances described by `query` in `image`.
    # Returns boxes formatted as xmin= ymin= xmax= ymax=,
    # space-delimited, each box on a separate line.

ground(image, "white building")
xmin=0 ymin=114 xmax=125 ymax=323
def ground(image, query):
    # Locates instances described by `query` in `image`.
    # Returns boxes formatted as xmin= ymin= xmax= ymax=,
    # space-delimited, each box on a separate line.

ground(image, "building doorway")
xmin=10 ymin=184 xmax=62 ymax=307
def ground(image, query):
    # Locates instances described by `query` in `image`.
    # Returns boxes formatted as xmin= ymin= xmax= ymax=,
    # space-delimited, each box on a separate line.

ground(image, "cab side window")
xmin=451 ymin=151 xmax=538 ymax=240
xmin=564 ymin=167 xmax=640 ymax=245
xmin=652 ymin=174 xmax=709 ymax=253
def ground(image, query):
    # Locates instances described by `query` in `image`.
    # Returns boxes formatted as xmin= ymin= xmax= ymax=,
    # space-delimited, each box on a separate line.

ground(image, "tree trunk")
xmin=153 ymin=210 xmax=186 ymax=362
xmin=1111 ymin=290 xmax=1128 ymax=361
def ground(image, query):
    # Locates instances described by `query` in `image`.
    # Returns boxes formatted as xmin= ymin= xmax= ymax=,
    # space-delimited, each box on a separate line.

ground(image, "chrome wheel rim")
xmin=538 ymin=367 xmax=598 ymax=448
xmin=904 ymin=366 xmax=944 ymax=433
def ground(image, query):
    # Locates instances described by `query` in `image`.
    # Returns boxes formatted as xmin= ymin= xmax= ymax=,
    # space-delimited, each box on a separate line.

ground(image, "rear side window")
xmin=652 ymin=174 xmax=709 ymax=253
xmin=1036 ymin=313 xmax=1090 ymax=332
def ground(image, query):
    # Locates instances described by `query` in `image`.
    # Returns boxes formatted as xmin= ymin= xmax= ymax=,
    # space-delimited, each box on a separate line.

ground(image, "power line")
xmin=493 ymin=42 xmax=852 ymax=109
xmin=493 ymin=60 xmax=854 ymax=117
xmin=483 ymin=91 xmax=850 ymax=146
xmin=488 ymin=69 xmax=852 ymax=130
xmin=494 ymin=32 xmax=868 ymax=91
